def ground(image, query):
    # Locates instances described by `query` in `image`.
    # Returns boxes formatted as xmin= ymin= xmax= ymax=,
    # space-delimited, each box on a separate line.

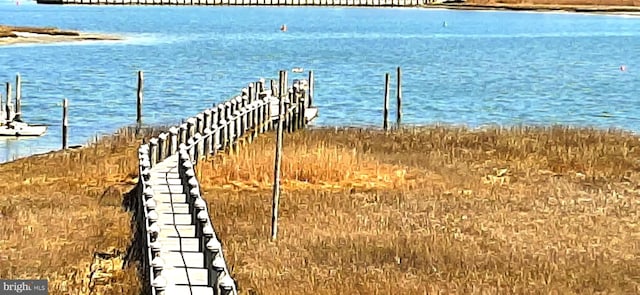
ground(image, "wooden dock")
xmin=136 ymin=70 xmax=316 ymax=295
xmin=147 ymin=154 xmax=221 ymax=294
xmin=36 ymin=0 xmax=427 ymax=6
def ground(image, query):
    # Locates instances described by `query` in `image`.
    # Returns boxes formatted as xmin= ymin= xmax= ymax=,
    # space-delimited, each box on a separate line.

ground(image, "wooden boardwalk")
xmin=137 ymin=70 xmax=316 ymax=295
xmin=150 ymin=154 xmax=215 ymax=294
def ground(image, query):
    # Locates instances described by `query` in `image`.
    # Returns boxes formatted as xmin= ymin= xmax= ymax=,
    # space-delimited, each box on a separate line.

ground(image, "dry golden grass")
xmin=198 ymin=126 xmax=640 ymax=295
xmin=0 ymin=127 xmax=163 ymax=295
xmin=4 ymin=125 xmax=640 ymax=294
xmin=462 ymin=0 xmax=640 ymax=8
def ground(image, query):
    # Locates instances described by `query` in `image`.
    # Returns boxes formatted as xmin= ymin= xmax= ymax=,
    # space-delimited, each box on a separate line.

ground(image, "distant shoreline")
xmin=428 ymin=3 xmax=640 ymax=16
xmin=0 ymin=25 xmax=122 ymax=46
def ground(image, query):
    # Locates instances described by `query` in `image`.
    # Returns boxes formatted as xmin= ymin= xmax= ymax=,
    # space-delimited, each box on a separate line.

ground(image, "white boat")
xmin=0 ymin=121 xmax=47 ymax=137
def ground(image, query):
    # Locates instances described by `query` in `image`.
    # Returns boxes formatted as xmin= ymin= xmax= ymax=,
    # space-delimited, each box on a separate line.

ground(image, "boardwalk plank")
xmin=156 ymin=203 xmax=190 ymax=214
xmin=153 ymin=193 xmax=187 ymax=203
xmin=160 ymin=213 xmax=193 ymax=225
xmin=158 ymin=224 xmax=197 ymax=238
xmin=157 ymin=237 xmax=200 ymax=252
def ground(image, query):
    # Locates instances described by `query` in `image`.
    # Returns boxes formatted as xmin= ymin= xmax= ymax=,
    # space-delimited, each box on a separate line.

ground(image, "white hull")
xmin=0 ymin=124 xmax=47 ymax=137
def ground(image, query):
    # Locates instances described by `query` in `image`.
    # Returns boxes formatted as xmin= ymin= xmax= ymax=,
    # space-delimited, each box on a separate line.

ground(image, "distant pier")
xmin=36 ymin=0 xmax=428 ymax=6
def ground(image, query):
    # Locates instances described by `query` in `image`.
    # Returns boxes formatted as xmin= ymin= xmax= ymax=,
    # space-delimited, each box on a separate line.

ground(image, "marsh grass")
xmin=198 ymin=126 xmax=640 ymax=294
xmin=464 ymin=0 xmax=640 ymax=8
xmin=0 ymin=126 xmax=164 ymax=295
xmin=3 ymin=125 xmax=640 ymax=294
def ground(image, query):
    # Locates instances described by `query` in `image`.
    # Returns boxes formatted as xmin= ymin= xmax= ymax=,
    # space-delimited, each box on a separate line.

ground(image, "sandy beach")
xmin=0 ymin=25 xmax=121 ymax=46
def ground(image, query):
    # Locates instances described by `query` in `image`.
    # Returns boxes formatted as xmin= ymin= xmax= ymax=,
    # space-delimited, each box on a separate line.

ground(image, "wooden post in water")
xmin=0 ymin=93 xmax=4 ymax=123
xmin=62 ymin=98 xmax=69 ymax=150
xmin=5 ymin=82 xmax=14 ymax=122
xmin=396 ymin=67 xmax=402 ymax=129
xmin=383 ymin=73 xmax=390 ymax=131
xmin=15 ymin=73 xmax=21 ymax=121
xmin=308 ymin=70 xmax=314 ymax=107
xmin=271 ymin=70 xmax=286 ymax=242
xmin=137 ymin=70 xmax=144 ymax=129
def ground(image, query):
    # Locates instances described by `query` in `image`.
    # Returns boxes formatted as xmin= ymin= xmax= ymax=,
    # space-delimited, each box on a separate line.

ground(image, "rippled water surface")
xmin=0 ymin=4 xmax=639 ymax=162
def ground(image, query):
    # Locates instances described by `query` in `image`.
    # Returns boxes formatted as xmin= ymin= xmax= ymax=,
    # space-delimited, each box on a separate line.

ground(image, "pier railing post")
xmin=203 ymin=128 xmax=212 ymax=157
xmin=196 ymin=113 xmax=205 ymax=135
xmin=187 ymin=137 xmax=196 ymax=164
xmin=179 ymin=123 xmax=188 ymax=146
xmin=149 ymin=138 xmax=159 ymax=167
xmin=178 ymin=146 xmax=190 ymax=193
xmin=248 ymin=82 xmax=255 ymax=134
xmin=299 ymin=87 xmax=306 ymax=129
xmin=157 ymin=133 xmax=168 ymax=161
xmin=203 ymin=110 xmax=212 ymax=132
xmin=169 ymin=127 xmax=179 ymax=155
xmin=287 ymin=89 xmax=294 ymax=133
xmin=194 ymin=133 xmax=204 ymax=164
xmin=211 ymin=107 xmax=220 ymax=153
xmin=269 ymin=79 xmax=277 ymax=131
xmin=231 ymin=107 xmax=240 ymax=151
xmin=225 ymin=102 xmax=234 ymax=151
xmin=187 ymin=117 xmax=197 ymax=140
xmin=218 ymin=103 xmax=228 ymax=150
xmin=237 ymin=95 xmax=246 ymax=138
xmin=291 ymin=84 xmax=299 ymax=133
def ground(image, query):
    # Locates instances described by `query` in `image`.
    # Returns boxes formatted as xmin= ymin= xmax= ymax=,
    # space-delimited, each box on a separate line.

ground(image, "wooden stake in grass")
xmin=383 ymin=72 xmax=390 ymax=131
xmin=271 ymin=70 xmax=286 ymax=242
xmin=396 ymin=66 xmax=402 ymax=129
xmin=136 ymin=70 xmax=144 ymax=129
xmin=62 ymin=98 xmax=68 ymax=150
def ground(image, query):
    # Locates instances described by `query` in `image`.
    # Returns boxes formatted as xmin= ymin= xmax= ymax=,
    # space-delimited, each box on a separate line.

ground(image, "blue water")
xmin=0 ymin=4 xmax=639 ymax=162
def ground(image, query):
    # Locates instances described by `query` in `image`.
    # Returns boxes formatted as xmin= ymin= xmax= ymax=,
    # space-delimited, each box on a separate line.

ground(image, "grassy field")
xmin=198 ymin=126 xmax=640 ymax=294
xmin=461 ymin=0 xmax=640 ymax=8
xmin=0 ymin=128 xmax=155 ymax=295
xmin=2 ymin=126 xmax=639 ymax=294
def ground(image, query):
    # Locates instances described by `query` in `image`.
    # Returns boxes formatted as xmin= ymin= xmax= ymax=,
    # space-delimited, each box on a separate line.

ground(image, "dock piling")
xmin=5 ymin=82 xmax=14 ymax=122
xmin=62 ymin=98 xmax=69 ymax=150
xmin=0 ymin=93 xmax=4 ymax=123
xmin=15 ymin=74 xmax=21 ymax=121
xmin=383 ymin=72 xmax=390 ymax=131
xmin=396 ymin=66 xmax=402 ymax=129
xmin=308 ymin=70 xmax=314 ymax=107
xmin=271 ymin=70 xmax=287 ymax=242
xmin=137 ymin=70 xmax=144 ymax=129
